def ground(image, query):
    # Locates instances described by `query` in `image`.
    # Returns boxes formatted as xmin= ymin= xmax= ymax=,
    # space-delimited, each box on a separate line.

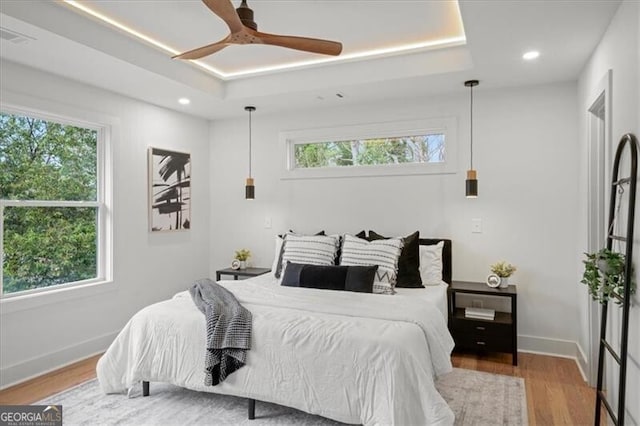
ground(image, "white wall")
xmin=0 ymin=61 xmax=211 ymax=388
xmin=577 ymin=0 xmax=640 ymax=423
xmin=209 ymin=82 xmax=581 ymax=354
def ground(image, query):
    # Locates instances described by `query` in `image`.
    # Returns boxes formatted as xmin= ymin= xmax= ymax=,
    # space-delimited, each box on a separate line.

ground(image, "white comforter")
xmin=97 ymin=275 xmax=455 ymax=425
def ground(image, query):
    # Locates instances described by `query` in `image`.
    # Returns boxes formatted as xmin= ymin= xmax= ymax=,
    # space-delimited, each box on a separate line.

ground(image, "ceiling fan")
xmin=173 ymin=0 xmax=343 ymax=60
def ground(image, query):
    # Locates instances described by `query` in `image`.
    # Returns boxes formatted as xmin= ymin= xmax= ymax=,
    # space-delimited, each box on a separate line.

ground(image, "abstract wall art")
xmin=148 ymin=147 xmax=191 ymax=232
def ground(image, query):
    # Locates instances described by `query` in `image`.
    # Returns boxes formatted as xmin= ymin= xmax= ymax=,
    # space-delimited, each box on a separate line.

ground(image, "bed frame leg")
xmin=248 ymin=398 xmax=255 ymax=420
xmin=142 ymin=381 xmax=149 ymax=397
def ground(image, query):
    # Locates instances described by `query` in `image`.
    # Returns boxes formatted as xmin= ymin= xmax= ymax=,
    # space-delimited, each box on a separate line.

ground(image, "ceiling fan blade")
xmin=256 ymin=31 xmax=343 ymax=56
xmin=173 ymin=39 xmax=229 ymax=60
xmin=202 ymin=0 xmax=244 ymax=33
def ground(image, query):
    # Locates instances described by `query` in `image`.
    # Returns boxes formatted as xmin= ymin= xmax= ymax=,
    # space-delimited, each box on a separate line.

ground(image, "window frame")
xmin=280 ymin=117 xmax=458 ymax=179
xmin=0 ymin=105 xmax=111 ymax=299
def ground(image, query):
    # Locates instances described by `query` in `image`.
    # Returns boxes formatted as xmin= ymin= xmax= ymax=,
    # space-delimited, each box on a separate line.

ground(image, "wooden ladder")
xmin=594 ymin=133 xmax=638 ymax=426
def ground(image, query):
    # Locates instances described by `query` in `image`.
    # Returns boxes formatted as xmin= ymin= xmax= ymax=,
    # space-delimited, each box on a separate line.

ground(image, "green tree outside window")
xmin=0 ymin=112 xmax=99 ymax=294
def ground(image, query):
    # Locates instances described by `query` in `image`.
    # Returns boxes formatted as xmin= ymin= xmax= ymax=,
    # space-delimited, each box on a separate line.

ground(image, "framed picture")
xmin=148 ymin=147 xmax=191 ymax=232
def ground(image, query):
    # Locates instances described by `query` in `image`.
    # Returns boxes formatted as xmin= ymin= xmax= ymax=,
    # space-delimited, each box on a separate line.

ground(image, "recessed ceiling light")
xmin=522 ymin=51 xmax=540 ymax=61
xmin=178 ymin=98 xmax=190 ymax=105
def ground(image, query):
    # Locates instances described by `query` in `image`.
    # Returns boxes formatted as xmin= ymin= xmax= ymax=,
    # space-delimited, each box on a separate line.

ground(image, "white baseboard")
xmin=519 ymin=334 xmax=577 ymax=356
xmin=518 ymin=334 xmax=589 ymax=382
xmin=575 ymin=343 xmax=589 ymax=383
xmin=0 ymin=330 xmax=118 ymax=390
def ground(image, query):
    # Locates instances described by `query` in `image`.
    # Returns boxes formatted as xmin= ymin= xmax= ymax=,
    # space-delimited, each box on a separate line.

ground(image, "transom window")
xmin=0 ymin=109 xmax=108 ymax=297
xmin=281 ymin=118 xmax=457 ymax=179
xmin=294 ymin=133 xmax=446 ymax=169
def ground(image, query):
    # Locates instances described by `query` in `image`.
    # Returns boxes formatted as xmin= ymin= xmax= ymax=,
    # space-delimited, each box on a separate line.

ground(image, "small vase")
xmin=239 ymin=261 xmax=247 ymax=270
xmin=499 ymin=276 xmax=509 ymax=288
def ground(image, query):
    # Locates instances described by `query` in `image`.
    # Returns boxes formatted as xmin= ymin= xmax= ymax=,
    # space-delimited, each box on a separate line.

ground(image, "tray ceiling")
xmin=62 ymin=0 xmax=466 ymax=79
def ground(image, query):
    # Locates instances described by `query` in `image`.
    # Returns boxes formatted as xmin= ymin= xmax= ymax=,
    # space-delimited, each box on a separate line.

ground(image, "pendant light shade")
xmin=464 ymin=80 xmax=479 ymax=198
xmin=244 ymin=106 xmax=256 ymax=200
xmin=466 ymin=169 xmax=478 ymax=197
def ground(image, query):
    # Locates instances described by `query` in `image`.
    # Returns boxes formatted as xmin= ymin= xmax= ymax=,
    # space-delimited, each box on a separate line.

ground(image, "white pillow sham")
xmin=419 ymin=241 xmax=444 ymax=285
xmin=340 ymin=234 xmax=403 ymax=295
xmin=279 ymin=234 xmax=340 ymax=278
xmin=271 ymin=236 xmax=284 ymax=277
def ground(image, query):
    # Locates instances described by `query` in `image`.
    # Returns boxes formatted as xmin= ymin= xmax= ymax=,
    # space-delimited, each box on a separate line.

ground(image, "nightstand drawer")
xmin=453 ymin=331 xmax=513 ymax=353
xmin=450 ymin=318 xmax=511 ymax=336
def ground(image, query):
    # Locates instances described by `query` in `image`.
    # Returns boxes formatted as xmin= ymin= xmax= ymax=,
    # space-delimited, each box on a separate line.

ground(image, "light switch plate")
xmin=264 ymin=217 xmax=272 ymax=229
xmin=472 ymin=218 xmax=482 ymax=233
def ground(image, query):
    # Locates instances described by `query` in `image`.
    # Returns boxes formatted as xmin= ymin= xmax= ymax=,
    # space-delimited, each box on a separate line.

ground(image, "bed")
xmin=97 ymin=238 xmax=455 ymax=425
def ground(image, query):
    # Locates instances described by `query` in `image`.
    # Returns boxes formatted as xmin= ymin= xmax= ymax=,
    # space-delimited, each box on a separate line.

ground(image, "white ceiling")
xmin=0 ymin=0 xmax=621 ymax=120
xmin=75 ymin=0 xmax=466 ymax=77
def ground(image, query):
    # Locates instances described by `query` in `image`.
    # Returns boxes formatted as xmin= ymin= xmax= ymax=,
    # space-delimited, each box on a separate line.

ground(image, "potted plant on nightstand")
xmin=234 ymin=249 xmax=251 ymax=270
xmin=490 ymin=261 xmax=517 ymax=288
xmin=581 ymin=248 xmax=634 ymax=305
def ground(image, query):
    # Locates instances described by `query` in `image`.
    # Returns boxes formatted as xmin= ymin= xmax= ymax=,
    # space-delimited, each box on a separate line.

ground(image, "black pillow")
xmin=344 ymin=265 xmax=378 ymax=293
xmin=281 ymin=262 xmax=312 ymax=287
xmin=368 ymin=230 xmax=423 ymax=288
xmin=281 ymin=262 xmax=378 ymax=293
xmin=355 ymin=230 xmax=367 ymax=239
xmin=274 ymin=230 xmax=325 ymax=278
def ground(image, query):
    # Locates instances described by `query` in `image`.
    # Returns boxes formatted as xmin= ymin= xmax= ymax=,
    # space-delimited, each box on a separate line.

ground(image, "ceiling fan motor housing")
xmin=236 ymin=0 xmax=258 ymax=30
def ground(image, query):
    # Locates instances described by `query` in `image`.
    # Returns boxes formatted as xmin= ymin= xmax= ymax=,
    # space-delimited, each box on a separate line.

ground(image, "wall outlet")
xmin=472 ymin=300 xmax=483 ymax=308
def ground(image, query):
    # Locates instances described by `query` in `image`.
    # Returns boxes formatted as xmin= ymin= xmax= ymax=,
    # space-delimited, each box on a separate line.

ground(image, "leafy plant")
xmin=490 ymin=261 xmax=517 ymax=277
xmin=581 ymin=248 xmax=635 ymax=305
xmin=234 ymin=249 xmax=251 ymax=261
xmin=1 ymin=113 xmax=98 ymax=294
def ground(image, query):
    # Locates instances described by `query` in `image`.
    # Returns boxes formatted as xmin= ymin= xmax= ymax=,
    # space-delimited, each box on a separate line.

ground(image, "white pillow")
xmin=340 ymin=234 xmax=403 ymax=294
xmin=419 ymin=241 xmax=444 ymax=285
xmin=279 ymin=234 xmax=339 ymax=278
xmin=271 ymin=236 xmax=284 ymax=277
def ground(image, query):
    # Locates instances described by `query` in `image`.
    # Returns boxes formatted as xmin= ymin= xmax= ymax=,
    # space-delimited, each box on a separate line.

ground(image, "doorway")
xmin=586 ymin=70 xmax=612 ymax=385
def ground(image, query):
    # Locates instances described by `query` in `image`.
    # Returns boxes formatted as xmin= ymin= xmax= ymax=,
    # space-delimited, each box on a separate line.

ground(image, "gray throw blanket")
xmin=189 ymin=278 xmax=252 ymax=385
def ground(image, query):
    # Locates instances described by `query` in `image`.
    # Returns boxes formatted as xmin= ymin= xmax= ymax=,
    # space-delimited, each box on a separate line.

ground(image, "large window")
xmin=281 ymin=118 xmax=457 ymax=179
xmin=0 ymin=110 xmax=107 ymax=297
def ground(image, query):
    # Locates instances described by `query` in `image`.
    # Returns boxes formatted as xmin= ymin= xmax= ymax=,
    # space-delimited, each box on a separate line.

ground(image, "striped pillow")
xmin=280 ymin=234 xmax=340 ymax=277
xmin=340 ymin=234 xmax=404 ymax=294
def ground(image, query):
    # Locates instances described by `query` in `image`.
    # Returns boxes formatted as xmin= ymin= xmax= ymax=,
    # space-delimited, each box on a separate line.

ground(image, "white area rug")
xmin=39 ymin=368 xmax=527 ymax=425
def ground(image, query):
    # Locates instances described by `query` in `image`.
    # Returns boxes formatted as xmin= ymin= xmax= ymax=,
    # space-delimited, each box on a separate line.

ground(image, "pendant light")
xmin=464 ymin=80 xmax=479 ymax=198
xmin=244 ymin=106 xmax=256 ymax=199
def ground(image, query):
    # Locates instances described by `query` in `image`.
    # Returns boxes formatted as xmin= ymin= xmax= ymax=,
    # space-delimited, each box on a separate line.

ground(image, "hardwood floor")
xmin=452 ymin=351 xmax=601 ymax=425
xmin=0 ymin=351 xmax=599 ymax=425
xmin=0 ymin=354 xmax=101 ymax=405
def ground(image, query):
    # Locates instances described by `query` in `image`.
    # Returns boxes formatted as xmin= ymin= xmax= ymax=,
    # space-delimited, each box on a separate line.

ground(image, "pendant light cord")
xmin=248 ymin=108 xmax=252 ymax=179
xmin=470 ymin=84 xmax=474 ymax=170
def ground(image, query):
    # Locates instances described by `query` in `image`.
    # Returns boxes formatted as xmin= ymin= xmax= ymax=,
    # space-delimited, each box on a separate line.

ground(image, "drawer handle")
xmin=476 ymin=341 xmax=486 ymax=346
xmin=476 ymin=326 xmax=485 ymax=331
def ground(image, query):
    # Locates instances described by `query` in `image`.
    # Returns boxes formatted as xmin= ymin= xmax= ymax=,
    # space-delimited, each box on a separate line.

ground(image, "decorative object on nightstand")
xmin=490 ymin=261 xmax=516 ymax=288
xmin=231 ymin=259 xmax=241 ymax=270
xmin=216 ymin=267 xmax=271 ymax=281
xmin=448 ymin=280 xmax=518 ymax=365
xmin=234 ymin=249 xmax=251 ymax=270
xmin=486 ymin=274 xmax=501 ymax=288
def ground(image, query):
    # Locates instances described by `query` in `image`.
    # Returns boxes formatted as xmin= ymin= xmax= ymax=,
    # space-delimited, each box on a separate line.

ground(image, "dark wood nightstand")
xmin=448 ymin=280 xmax=518 ymax=365
xmin=216 ymin=267 xmax=271 ymax=281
